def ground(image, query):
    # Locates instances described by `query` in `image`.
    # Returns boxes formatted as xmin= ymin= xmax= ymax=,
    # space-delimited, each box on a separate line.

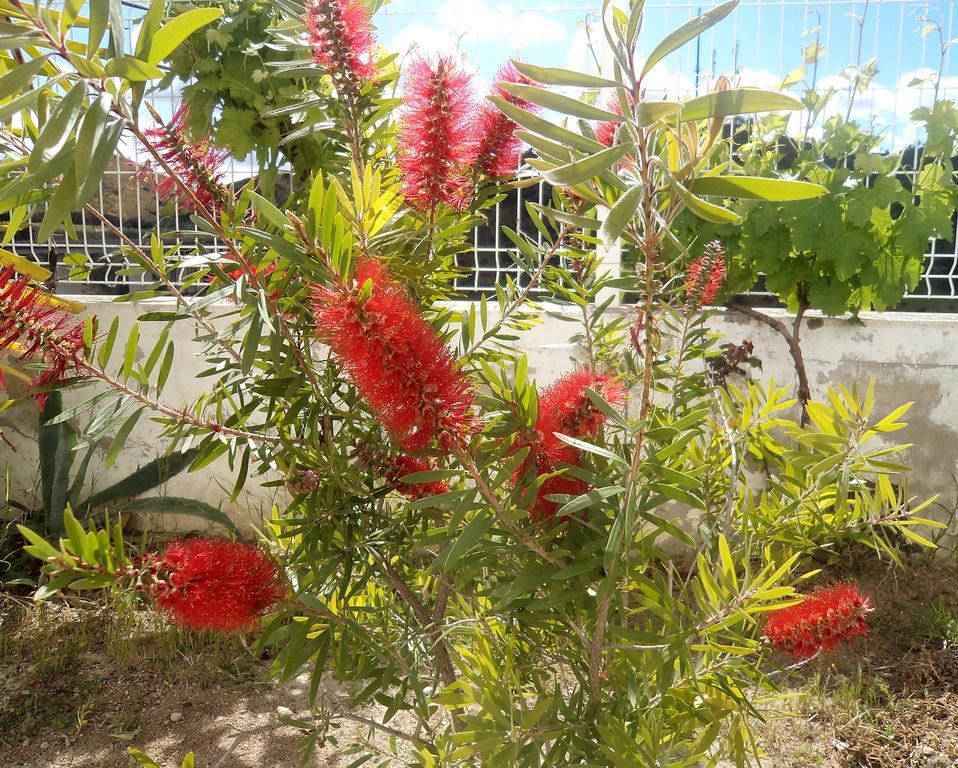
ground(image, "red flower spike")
xmin=305 ymin=0 xmax=377 ymax=89
xmin=530 ymin=471 xmax=590 ymax=521
xmin=594 ymin=92 xmax=632 ymax=147
xmin=513 ymin=367 xmax=627 ymax=522
xmin=310 ymin=260 xmax=475 ymax=451
xmin=685 ymin=240 xmax=726 ymax=308
xmin=384 ymin=454 xmax=449 ymax=499
xmin=397 ymin=56 xmax=478 ymax=213
xmin=142 ymin=104 xmax=230 ymax=215
xmin=763 ymin=583 xmax=873 ymax=659
xmin=0 ymin=267 xmax=88 ymax=407
xmin=207 ymin=260 xmax=282 ymax=301
xmin=472 ymin=63 xmax=541 ymax=179
xmin=536 ymin=367 xmax=627 ymax=465
xmin=154 ymin=539 xmax=286 ymax=632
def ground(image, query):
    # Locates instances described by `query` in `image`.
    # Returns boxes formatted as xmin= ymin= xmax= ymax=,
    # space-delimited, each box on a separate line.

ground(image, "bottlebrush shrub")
xmin=3 ymin=0 xmax=943 ymax=766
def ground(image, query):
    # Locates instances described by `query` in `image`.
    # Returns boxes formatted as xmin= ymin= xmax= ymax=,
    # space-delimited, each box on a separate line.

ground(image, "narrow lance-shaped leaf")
xmin=75 ymin=120 xmax=123 ymax=206
xmin=600 ymin=183 xmax=643 ymax=243
xmin=642 ymin=0 xmax=739 ymax=77
xmin=671 ymin=176 xmax=741 ymax=223
xmin=0 ymin=55 xmax=48 ymax=102
xmin=510 ymin=61 xmax=620 ymax=88
xmin=147 ymin=8 xmax=224 ymax=65
xmin=498 ymin=82 xmax=623 ymax=122
xmin=488 ymin=95 xmax=604 ymax=154
xmin=540 ymin=143 xmax=633 ymax=186
xmin=29 ymin=81 xmax=86 ymax=171
xmin=679 ymin=88 xmax=802 ymax=122
xmin=690 ymin=175 xmax=827 ymax=201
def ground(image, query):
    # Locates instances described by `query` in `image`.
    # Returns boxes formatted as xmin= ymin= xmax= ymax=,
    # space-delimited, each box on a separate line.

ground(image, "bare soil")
xmin=2 ymin=556 xmax=958 ymax=768
xmin=0 ymin=598 xmax=374 ymax=768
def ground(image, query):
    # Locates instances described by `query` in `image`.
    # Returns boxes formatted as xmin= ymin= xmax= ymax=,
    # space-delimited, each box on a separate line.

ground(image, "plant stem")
xmin=727 ymin=300 xmax=811 ymax=423
xmin=453 ymin=447 xmax=566 ymax=569
xmin=76 ymin=361 xmax=289 ymax=445
xmin=379 ymin=557 xmax=464 ymax=730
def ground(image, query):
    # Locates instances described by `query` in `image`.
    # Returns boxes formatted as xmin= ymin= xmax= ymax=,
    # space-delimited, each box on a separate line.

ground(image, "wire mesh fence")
xmin=9 ymin=0 xmax=958 ymax=308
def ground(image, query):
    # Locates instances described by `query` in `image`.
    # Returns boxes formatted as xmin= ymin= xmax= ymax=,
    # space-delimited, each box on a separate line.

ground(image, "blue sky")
xmin=375 ymin=0 xmax=957 ymax=146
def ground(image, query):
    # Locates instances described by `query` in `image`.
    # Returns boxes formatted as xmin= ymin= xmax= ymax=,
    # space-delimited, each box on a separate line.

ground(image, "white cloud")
xmin=390 ymin=22 xmax=460 ymax=58
xmin=389 ymin=0 xmax=567 ymax=58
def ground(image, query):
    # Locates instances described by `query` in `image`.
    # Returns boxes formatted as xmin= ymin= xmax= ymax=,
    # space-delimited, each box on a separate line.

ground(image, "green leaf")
xmin=540 ymin=144 xmax=633 ymax=186
xmin=104 ymin=409 xmax=142 ymax=470
xmin=554 ymin=433 xmax=628 ymax=466
xmin=127 ymin=748 xmax=162 ymax=768
xmin=436 ymin=511 xmax=495 ymax=573
xmin=487 ymin=96 xmax=604 ymax=154
xmin=690 ymin=176 xmax=827 ymax=201
xmin=37 ymin=165 xmax=78 ymax=242
xmin=554 ymin=485 xmax=624 ymax=519
xmin=600 ymin=183 xmax=642 ymax=242
xmin=399 ymin=469 xmax=459 ymax=484
xmin=671 ymin=177 xmax=741 ymax=223
xmin=113 ymin=497 xmax=238 ymax=533
xmin=497 ymin=83 xmax=622 ymax=121
xmin=635 ymin=100 xmax=683 ymax=126
xmin=679 ymin=88 xmax=802 ymax=122
xmin=38 ymin=391 xmax=77 ymax=536
xmin=78 ymin=449 xmax=200 ymax=514
xmin=30 ymin=81 xmax=85 ymax=171
xmin=87 ymin=0 xmax=109 ymax=56
xmin=642 ymin=0 xmax=738 ymax=76
xmin=0 ymin=55 xmax=47 ymax=102
xmin=104 ymin=57 xmax=164 ymax=81
xmin=510 ymin=61 xmax=619 ymax=88
xmin=76 ymin=112 xmax=123 ymax=206
xmin=530 ymin=203 xmax=599 ymax=231
xmin=147 ymin=8 xmax=224 ymax=64
xmin=132 ymin=0 xmax=164 ymax=60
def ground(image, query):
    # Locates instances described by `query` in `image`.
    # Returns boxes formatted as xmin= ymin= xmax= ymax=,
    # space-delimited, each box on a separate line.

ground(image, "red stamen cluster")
xmin=472 ymin=63 xmax=540 ymax=179
xmin=153 ymin=538 xmax=286 ymax=632
xmin=763 ymin=583 xmax=873 ymax=659
xmin=397 ymin=56 xmax=477 ymax=213
xmin=209 ymin=259 xmax=282 ymax=301
xmin=142 ymin=104 xmax=230 ymax=215
xmin=0 ymin=267 xmax=88 ymax=406
xmin=515 ymin=368 xmax=627 ymax=520
xmin=311 ymin=259 xmax=474 ymax=451
xmin=594 ymin=92 xmax=631 ymax=147
xmin=685 ymin=240 xmax=726 ymax=308
xmin=383 ymin=454 xmax=449 ymax=499
xmin=305 ymin=0 xmax=376 ymax=90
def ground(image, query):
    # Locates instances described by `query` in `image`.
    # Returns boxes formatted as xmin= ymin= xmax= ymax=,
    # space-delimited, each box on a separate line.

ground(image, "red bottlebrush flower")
xmin=685 ymin=240 xmax=727 ymax=308
xmin=397 ymin=56 xmax=478 ymax=213
xmin=154 ymin=539 xmax=286 ymax=632
xmin=310 ymin=259 xmax=475 ymax=451
xmin=142 ymin=104 xmax=230 ymax=215
xmin=594 ymin=92 xmax=631 ymax=147
xmin=529 ymin=470 xmax=590 ymax=521
xmin=208 ymin=259 xmax=282 ymax=301
xmin=0 ymin=267 xmax=88 ymax=407
xmin=763 ymin=583 xmax=873 ymax=659
xmin=513 ymin=367 xmax=626 ymax=522
xmin=472 ymin=63 xmax=540 ymax=179
xmin=304 ymin=0 xmax=376 ymax=89
xmin=383 ymin=454 xmax=449 ymax=499
xmin=535 ymin=367 xmax=627 ymax=465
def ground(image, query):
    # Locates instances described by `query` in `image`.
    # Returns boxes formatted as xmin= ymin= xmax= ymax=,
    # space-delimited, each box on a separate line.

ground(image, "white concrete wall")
xmin=3 ymin=298 xmax=957 ymax=530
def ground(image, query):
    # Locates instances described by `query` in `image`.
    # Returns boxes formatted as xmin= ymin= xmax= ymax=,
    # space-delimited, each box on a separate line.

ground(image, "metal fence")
xmin=10 ymin=0 xmax=958 ymax=307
